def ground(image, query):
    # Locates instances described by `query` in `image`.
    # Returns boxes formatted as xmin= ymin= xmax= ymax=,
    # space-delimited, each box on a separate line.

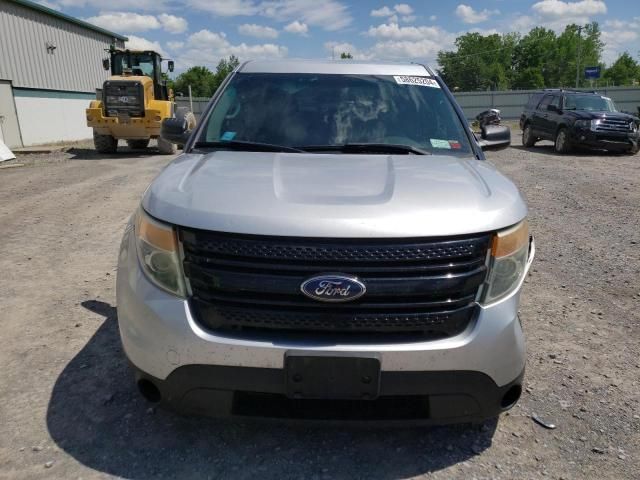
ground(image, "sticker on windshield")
xmin=393 ymin=76 xmax=440 ymax=88
xmin=221 ymin=131 xmax=236 ymax=141
xmin=448 ymin=140 xmax=462 ymax=149
xmin=430 ymin=139 xmax=451 ymax=149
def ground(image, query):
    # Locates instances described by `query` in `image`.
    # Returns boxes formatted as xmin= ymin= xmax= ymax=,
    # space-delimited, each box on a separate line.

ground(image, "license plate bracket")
xmin=285 ymin=352 xmax=381 ymax=400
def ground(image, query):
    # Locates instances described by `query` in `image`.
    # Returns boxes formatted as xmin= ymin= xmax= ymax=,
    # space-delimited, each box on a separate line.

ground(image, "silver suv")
xmin=117 ymin=60 xmax=534 ymax=423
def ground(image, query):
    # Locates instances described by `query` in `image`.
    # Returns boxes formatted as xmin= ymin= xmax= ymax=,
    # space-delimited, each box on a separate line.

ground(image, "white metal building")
xmin=0 ymin=0 xmax=126 ymax=147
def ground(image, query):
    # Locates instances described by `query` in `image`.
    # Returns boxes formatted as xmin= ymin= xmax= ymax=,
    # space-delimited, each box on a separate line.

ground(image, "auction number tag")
xmin=393 ymin=76 xmax=440 ymax=88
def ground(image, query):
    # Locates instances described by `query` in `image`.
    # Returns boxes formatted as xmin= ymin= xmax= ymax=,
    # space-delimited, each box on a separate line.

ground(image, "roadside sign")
xmin=584 ymin=66 xmax=601 ymax=79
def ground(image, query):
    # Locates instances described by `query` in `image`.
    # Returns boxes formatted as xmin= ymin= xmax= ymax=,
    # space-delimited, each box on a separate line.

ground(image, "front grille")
xmin=593 ymin=117 xmax=632 ymax=133
xmin=179 ymin=229 xmax=492 ymax=339
xmin=103 ymin=81 xmax=144 ymax=117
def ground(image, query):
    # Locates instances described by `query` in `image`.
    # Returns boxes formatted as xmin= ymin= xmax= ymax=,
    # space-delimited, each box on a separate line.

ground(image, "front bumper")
xmin=117 ymin=226 xmax=532 ymax=422
xmin=86 ymin=107 xmax=163 ymax=139
xmin=570 ymin=127 xmax=639 ymax=152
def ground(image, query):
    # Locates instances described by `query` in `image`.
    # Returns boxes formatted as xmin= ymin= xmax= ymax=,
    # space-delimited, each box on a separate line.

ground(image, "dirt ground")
xmin=0 ymin=136 xmax=638 ymax=479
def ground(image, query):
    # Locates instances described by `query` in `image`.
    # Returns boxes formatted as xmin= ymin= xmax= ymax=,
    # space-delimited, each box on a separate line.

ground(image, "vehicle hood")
xmin=143 ymin=151 xmax=527 ymax=238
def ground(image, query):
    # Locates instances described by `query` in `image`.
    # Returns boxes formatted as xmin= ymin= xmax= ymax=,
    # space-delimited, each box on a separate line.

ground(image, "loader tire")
xmin=126 ymin=139 xmax=150 ymax=150
xmin=157 ymin=137 xmax=176 ymax=155
xmin=93 ymin=131 xmax=118 ymax=153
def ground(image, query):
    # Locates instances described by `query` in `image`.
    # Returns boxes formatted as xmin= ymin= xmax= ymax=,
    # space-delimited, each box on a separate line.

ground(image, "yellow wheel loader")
xmin=86 ymin=47 xmax=195 ymax=155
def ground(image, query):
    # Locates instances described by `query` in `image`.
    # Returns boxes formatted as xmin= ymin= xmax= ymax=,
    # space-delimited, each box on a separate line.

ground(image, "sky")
xmin=37 ymin=0 xmax=640 ymax=72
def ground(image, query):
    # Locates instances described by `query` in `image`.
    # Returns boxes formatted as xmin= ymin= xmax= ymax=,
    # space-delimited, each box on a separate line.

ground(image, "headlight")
xmin=574 ymin=120 xmax=589 ymax=129
xmin=590 ymin=119 xmax=602 ymax=130
xmin=134 ymin=208 xmax=186 ymax=297
xmin=481 ymin=221 xmax=531 ymax=305
xmin=631 ymin=122 xmax=638 ymax=133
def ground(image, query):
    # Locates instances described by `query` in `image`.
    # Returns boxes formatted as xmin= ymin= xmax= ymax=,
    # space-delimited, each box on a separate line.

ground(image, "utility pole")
xmin=575 ymin=25 xmax=583 ymax=88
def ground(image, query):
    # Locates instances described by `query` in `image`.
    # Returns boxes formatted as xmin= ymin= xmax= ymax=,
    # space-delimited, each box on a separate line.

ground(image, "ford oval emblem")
xmin=301 ymin=274 xmax=366 ymax=303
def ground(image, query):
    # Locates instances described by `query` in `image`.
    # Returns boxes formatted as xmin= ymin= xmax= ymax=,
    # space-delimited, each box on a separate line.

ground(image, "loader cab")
xmin=105 ymin=49 xmax=174 ymax=101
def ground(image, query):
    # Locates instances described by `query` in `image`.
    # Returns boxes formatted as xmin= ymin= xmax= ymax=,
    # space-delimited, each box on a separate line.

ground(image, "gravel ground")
xmin=0 ymin=136 xmax=638 ymax=479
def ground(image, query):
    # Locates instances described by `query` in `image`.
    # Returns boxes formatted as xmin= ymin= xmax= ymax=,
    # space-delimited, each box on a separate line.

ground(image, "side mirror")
xmin=161 ymin=117 xmax=192 ymax=145
xmin=168 ymin=60 xmax=175 ymax=72
xmin=478 ymin=125 xmax=511 ymax=151
xmin=102 ymin=58 xmax=110 ymax=71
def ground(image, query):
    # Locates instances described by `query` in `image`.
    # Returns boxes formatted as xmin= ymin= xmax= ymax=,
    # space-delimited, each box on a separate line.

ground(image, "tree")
xmin=212 ymin=55 xmax=240 ymax=93
xmin=437 ymin=32 xmax=517 ymax=91
xmin=173 ymin=66 xmax=216 ymax=97
xmin=172 ymin=55 xmax=240 ymax=98
xmin=603 ymin=52 xmax=640 ymax=86
xmin=437 ymin=22 xmax=605 ymax=90
xmin=340 ymin=52 xmax=353 ymax=59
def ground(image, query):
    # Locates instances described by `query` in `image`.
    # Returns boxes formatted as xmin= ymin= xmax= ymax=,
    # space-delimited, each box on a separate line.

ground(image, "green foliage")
xmin=173 ymin=55 xmax=240 ymax=97
xmin=603 ymin=52 xmax=640 ymax=86
xmin=340 ymin=52 xmax=353 ymax=59
xmin=436 ymin=22 xmax=636 ymax=90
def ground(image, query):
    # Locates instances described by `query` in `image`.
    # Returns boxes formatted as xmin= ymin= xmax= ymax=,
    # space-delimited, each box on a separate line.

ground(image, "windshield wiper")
xmin=299 ymin=143 xmax=431 ymax=155
xmin=193 ymin=140 xmax=306 ymax=153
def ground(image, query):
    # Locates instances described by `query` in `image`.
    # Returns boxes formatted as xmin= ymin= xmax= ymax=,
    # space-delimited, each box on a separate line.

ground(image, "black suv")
xmin=520 ymin=89 xmax=639 ymax=154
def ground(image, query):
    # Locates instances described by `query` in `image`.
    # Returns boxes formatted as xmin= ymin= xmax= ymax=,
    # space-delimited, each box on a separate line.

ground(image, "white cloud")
xmin=371 ymin=4 xmax=413 ymax=18
xmin=455 ymin=4 xmax=498 ymax=24
xmin=602 ymin=17 xmax=640 ymax=64
xmin=371 ymin=6 xmax=393 ymax=17
xmin=324 ymin=41 xmax=372 ymax=60
xmin=393 ymin=4 xmax=413 ymax=15
xmin=179 ymin=29 xmax=288 ymax=68
xmin=158 ymin=14 xmax=188 ymax=34
xmin=85 ymin=12 xmax=187 ymax=34
xmin=166 ymin=41 xmax=184 ymax=51
xmin=366 ymin=22 xmax=449 ymax=42
xmin=238 ymin=23 xmax=279 ymax=39
xmin=262 ymin=0 xmax=352 ymax=31
xmin=369 ymin=39 xmax=445 ymax=62
xmin=186 ymin=0 xmax=351 ymax=30
xmin=85 ymin=12 xmax=160 ymax=32
xmin=532 ymin=0 xmax=607 ymax=18
xmin=37 ymin=0 xmax=62 ymax=10
xmin=401 ymin=15 xmax=416 ymax=23
xmin=284 ymin=20 xmax=309 ymax=35
xmin=57 ymin=0 xmax=171 ymax=10
xmin=125 ymin=35 xmax=167 ymax=56
xmin=185 ymin=0 xmax=259 ymax=16
xmin=342 ymin=20 xmax=455 ymax=63
xmin=429 ymin=15 xmax=437 ymax=21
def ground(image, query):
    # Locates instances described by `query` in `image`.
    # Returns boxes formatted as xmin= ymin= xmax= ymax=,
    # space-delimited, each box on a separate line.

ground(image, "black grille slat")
xmin=192 ymin=300 xmax=474 ymax=336
xmin=184 ymin=262 xmax=487 ymax=299
xmin=179 ymin=228 xmax=491 ymax=337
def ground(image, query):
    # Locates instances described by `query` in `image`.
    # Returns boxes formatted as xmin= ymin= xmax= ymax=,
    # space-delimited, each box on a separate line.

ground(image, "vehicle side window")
xmin=537 ymin=95 xmax=552 ymax=110
xmin=526 ymin=93 xmax=542 ymax=110
xmin=548 ymin=95 xmax=561 ymax=110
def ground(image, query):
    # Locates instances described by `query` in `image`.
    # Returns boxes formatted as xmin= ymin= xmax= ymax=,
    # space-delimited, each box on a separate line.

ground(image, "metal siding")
xmin=0 ymin=0 xmax=125 ymax=92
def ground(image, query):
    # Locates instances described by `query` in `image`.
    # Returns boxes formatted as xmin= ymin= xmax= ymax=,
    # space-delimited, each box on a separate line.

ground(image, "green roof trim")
xmin=7 ymin=0 xmax=128 ymax=41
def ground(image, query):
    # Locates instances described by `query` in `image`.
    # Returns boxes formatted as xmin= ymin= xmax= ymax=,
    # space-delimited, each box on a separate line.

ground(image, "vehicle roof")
xmin=539 ymin=89 xmax=600 ymax=95
xmin=239 ymin=59 xmax=435 ymax=76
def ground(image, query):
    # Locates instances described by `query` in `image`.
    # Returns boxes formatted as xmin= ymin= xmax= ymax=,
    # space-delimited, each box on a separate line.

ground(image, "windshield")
xmin=112 ymin=53 xmax=156 ymax=78
xmin=564 ymin=94 xmax=616 ymax=112
xmin=198 ymin=73 xmax=472 ymax=155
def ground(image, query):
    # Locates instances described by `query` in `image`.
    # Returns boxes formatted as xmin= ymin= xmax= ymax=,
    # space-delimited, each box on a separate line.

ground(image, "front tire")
xmin=157 ymin=137 xmax=176 ymax=155
xmin=554 ymin=127 xmax=572 ymax=154
xmin=93 ymin=131 xmax=117 ymax=153
xmin=127 ymin=139 xmax=150 ymax=150
xmin=522 ymin=124 xmax=536 ymax=147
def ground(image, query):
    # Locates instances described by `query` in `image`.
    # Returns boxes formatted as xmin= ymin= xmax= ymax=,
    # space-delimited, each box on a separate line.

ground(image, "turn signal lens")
xmin=482 ymin=221 xmax=531 ymax=306
xmin=491 ymin=220 xmax=529 ymax=258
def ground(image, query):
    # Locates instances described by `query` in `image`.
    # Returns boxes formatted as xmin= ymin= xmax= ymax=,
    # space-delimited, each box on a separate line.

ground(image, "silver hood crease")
xmin=143 ymin=151 xmax=527 ymax=238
